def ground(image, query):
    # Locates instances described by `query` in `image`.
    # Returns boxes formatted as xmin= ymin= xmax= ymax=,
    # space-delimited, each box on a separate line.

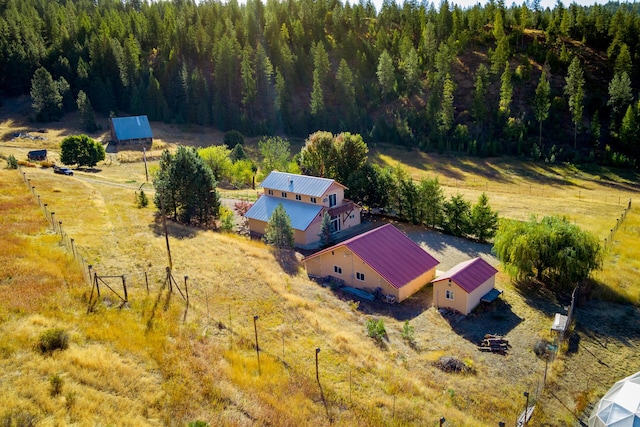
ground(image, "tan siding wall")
xmin=248 ymin=218 xmax=267 ymax=237
xmin=249 ymin=217 xmax=318 ymax=246
xmin=464 ymin=276 xmax=496 ymax=314
xmin=304 ymin=249 xmax=438 ymax=301
xmin=433 ymin=276 xmax=496 ymax=315
xmin=320 ymin=184 xmax=345 ymax=207
xmin=433 ymin=280 xmax=469 ymax=314
xmin=397 ymin=268 xmax=437 ymax=302
xmin=340 ymin=205 xmax=362 ymax=230
xmin=304 ymin=214 xmax=323 ymax=244
xmin=303 ymin=248 xmax=399 ymax=299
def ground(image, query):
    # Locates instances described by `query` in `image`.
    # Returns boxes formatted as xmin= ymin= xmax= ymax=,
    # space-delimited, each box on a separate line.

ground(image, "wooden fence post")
xmin=122 ymin=275 xmax=128 ymax=302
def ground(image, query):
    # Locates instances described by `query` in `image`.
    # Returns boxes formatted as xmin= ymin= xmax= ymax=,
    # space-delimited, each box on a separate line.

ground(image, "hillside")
xmin=2 ymin=118 xmax=640 ymax=424
xmin=2 ymin=0 xmax=640 ymax=167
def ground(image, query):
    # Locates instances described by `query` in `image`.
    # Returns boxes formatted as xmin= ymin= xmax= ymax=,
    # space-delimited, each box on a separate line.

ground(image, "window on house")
xmin=282 ymin=192 xmax=287 ymax=198
xmin=311 ymin=197 xmax=317 ymax=203
xmin=445 ymin=290 xmax=454 ymax=300
xmin=334 ymin=266 xmax=342 ymax=274
xmin=295 ymin=194 xmax=301 ymax=200
xmin=268 ymin=189 xmax=273 ymax=195
xmin=356 ymin=272 xmax=365 ymax=281
xmin=328 ymin=194 xmax=337 ymax=207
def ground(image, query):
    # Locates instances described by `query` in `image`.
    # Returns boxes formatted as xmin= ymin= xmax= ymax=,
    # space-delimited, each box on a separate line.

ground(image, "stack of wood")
xmin=478 ymin=334 xmax=510 ymax=354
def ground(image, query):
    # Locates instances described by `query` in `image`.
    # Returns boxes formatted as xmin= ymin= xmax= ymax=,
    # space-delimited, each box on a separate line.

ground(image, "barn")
xmin=303 ymin=224 xmax=440 ymax=302
xmin=110 ymin=115 xmax=153 ymax=145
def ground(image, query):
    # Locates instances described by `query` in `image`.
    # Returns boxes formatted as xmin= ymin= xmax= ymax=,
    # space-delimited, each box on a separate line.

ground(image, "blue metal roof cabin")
xmin=110 ymin=115 xmax=153 ymax=145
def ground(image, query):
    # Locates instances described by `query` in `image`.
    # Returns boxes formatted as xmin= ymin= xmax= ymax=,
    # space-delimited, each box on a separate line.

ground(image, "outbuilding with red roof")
xmin=431 ymin=257 xmax=500 ymax=315
xmin=302 ymin=224 xmax=440 ymax=302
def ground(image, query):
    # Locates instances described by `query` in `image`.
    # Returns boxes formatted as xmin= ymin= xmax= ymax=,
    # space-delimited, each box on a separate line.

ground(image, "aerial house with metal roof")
xmin=302 ymin=224 xmax=440 ymax=302
xmin=109 ymin=115 xmax=153 ymax=145
xmin=245 ymin=171 xmax=361 ymax=247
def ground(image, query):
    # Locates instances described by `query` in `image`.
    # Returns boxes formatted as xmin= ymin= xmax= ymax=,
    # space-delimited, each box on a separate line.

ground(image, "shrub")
xmin=366 ymin=318 xmax=386 ymax=343
xmin=219 ymin=206 xmax=234 ymax=232
xmin=50 ymin=373 xmax=64 ymax=396
xmin=40 ymin=160 xmax=55 ymax=168
xmin=36 ymin=328 xmax=69 ymax=355
xmin=223 ymin=130 xmax=244 ymax=149
xmin=401 ymin=320 xmax=415 ymax=343
xmin=136 ymin=190 xmax=149 ymax=208
xmin=6 ymin=155 xmax=18 ymax=169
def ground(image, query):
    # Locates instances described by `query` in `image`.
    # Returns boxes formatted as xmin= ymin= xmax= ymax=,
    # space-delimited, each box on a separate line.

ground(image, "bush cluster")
xmin=35 ymin=328 xmax=69 ymax=355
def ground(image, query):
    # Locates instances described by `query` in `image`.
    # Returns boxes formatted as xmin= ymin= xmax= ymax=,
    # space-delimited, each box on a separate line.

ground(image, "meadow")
xmin=1 ymin=116 xmax=639 ymax=425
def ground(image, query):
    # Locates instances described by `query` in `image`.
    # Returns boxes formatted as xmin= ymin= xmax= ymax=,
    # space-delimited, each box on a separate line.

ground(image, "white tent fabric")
xmin=589 ymin=371 xmax=640 ymax=427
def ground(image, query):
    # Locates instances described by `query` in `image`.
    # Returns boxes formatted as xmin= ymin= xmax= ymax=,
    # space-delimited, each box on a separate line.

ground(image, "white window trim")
xmin=445 ymin=290 xmax=454 ymax=300
xmin=334 ymin=265 xmax=342 ymax=274
xmin=356 ymin=272 xmax=365 ymax=281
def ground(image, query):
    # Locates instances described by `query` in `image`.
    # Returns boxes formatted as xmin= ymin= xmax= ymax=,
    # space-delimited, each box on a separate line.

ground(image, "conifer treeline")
xmin=1 ymin=0 xmax=639 ymax=164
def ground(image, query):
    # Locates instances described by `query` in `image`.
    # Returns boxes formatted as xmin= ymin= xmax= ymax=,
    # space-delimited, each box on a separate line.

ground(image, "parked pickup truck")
xmin=53 ymin=165 xmax=74 ymax=176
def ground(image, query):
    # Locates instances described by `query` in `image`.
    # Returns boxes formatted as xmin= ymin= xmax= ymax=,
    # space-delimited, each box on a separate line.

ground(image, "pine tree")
xmin=533 ymin=70 xmax=551 ymax=149
xmin=608 ymin=72 xmax=633 ymax=131
xmin=564 ymin=57 xmax=585 ymax=149
xmin=438 ymin=74 xmax=455 ymax=149
xmin=77 ymin=90 xmax=97 ymax=132
xmin=472 ymin=64 xmax=489 ymax=141
xmin=377 ymin=50 xmax=396 ymax=101
xmin=402 ymin=47 xmax=421 ymax=95
xmin=264 ymin=203 xmax=294 ymax=249
xmin=470 ymin=192 xmax=499 ymax=242
xmin=31 ymin=67 xmax=63 ymax=122
xmin=499 ymin=62 xmax=513 ymax=116
xmin=318 ymin=212 xmax=335 ymax=249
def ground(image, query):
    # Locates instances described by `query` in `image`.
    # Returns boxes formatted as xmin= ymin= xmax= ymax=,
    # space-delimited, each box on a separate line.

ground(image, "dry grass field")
xmin=1 ymin=112 xmax=640 ymax=426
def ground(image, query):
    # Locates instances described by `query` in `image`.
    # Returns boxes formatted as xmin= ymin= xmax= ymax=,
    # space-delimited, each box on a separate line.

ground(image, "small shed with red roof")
xmin=431 ymin=257 xmax=499 ymax=315
xmin=302 ymin=224 xmax=440 ymax=302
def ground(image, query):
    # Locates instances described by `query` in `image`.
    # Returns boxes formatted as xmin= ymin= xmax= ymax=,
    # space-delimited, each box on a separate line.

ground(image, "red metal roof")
xmin=432 ymin=257 xmax=498 ymax=293
xmin=304 ymin=224 xmax=440 ymax=289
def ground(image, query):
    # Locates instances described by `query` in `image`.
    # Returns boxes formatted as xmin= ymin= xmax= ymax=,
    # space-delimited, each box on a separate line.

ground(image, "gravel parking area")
xmin=366 ymin=216 xmax=499 ymax=271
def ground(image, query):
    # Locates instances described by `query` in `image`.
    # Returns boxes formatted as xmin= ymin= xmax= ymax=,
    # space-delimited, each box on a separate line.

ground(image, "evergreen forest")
xmin=2 ymin=0 xmax=640 ymax=166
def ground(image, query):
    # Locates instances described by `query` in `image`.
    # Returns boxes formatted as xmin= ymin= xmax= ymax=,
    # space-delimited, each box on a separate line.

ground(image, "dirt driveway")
xmin=366 ymin=216 xmax=498 ymax=271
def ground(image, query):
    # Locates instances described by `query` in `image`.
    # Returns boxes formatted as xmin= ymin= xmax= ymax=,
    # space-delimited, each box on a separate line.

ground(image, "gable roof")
xmin=304 ymin=224 xmax=439 ymax=289
xmin=260 ymin=171 xmax=345 ymax=198
xmin=245 ymin=195 xmax=323 ymax=231
xmin=111 ymin=115 xmax=153 ymax=141
xmin=432 ymin=257 xmax=498 ymax=293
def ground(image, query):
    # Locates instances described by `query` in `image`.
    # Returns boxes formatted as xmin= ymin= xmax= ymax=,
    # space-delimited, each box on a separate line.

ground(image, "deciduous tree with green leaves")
xmin=258 ymin=136 xmax=296 ymax=178
xmin=60 ymin=134 xmax=105 ymax=168
xmin=493 ymin=215 xmax=602 ymax=293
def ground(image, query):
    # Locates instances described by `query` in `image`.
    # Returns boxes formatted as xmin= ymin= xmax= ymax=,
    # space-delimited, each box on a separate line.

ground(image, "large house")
xmin=110 ymin=115 xmax=153 ymax=145
xmin=303 ymin=224 xmax=440 ymax=302
xmin=245 ymin=171 xmax=362 ymax=247
xmin=431 ymin=257 xmax=500 ymax=315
